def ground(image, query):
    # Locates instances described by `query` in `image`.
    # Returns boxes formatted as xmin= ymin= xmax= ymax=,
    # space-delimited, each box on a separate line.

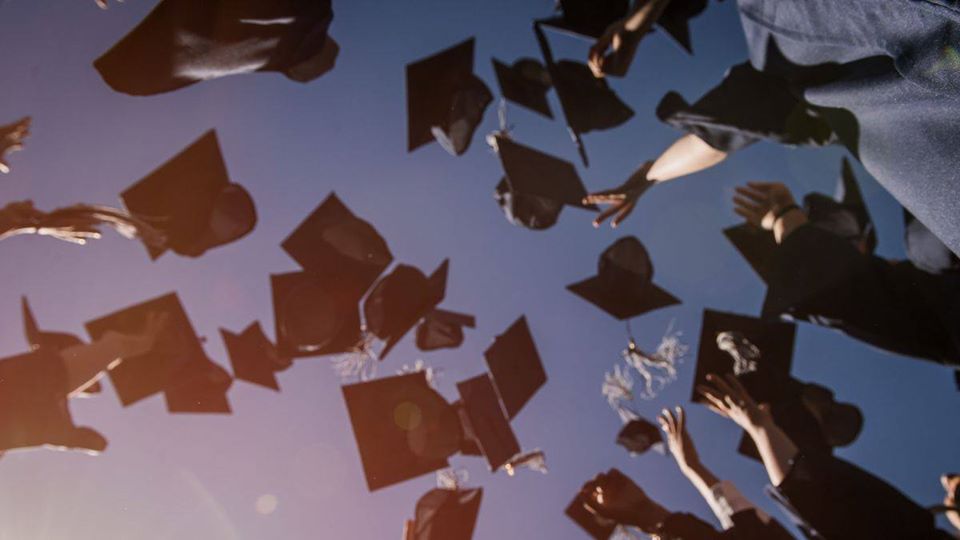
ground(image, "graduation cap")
xmin=0 ymin=349 xmax=107 ymax=454
xmin=566 ymin=492 xmax=617 ymax=540
xmin=271 ymin=271 xmax=364 ymax=359
xmin=404 ymin=487 xmax=483 ymax=540
xmin=484 ymin=316 xmax=546 ymax=419
xmin=456 ymin=374 xmax=521 ymax=472
xmin=364 ymin=260 xmax=449 ymax=359
xmin=342 ymin=372 xmax=462 ymax=491
xmin=221 ymin=322 xmax=291 ymax=391
xmin=568 ymin=236 xmax=680 ymax=320
xmin=493 ymin=135 xmax=597 ymax=230
xmin=94 ymin=0 xmax=337 ymax=96
xmin=690 ymin=309 xmax=796 ymax=403
xmin=121 ymin=130 xmax=256 ymax=260
xmin=723 ymin=223 xmax=778 ymax=284
xmin=164 ymin=359 xmax=232 ymax=413
xmin=281 ymin=193 xmax=393 ymax=297
xmin=803 ymin=158 xmax=876 ymax=253
xmin=85 ymin=292 xmax=207 ymax=407
xmin=492 ymin=58 xmax=553 ymax=118
xmin=616 ymin=417 xmax=663 ymax=455
xmin=22 ymin=297 xmax=101 ymax=396
xmin=406 ymin=38 xmax=492 ymax=156
xmin=656 ymin=0 xmax=709 ymax=54
xmin=416 ymin=309 xmax=476 ymax=352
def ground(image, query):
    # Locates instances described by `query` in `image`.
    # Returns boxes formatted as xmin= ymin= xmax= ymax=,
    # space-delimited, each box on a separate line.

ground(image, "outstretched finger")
xmin=734 ymin=185 xmax=768 ymax=204
xmin=676 ymin=406 xmax=685 ymax=435
xmin=724 ymin=374 xmax=758 ymax=407
xmin=611 ymin=199 xmax=637 ymax=228
xmin=583 ymin=190 xmax=626 ymax=205
xmin=732 ymin=196 xmax=765 ymax=216
xmin=592 ymin=204 xmax=621 ymax=228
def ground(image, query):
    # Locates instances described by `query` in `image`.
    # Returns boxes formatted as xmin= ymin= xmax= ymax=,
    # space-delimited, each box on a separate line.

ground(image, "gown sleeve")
xmin=656 ymin=62 xmax=838 ymax=153
xmin=761 ymin=224 xmax=960 ymax=367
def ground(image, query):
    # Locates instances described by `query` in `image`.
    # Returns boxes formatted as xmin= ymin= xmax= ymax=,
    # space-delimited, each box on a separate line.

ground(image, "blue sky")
xmin=0 ymin=0 xmax=957 ymax=538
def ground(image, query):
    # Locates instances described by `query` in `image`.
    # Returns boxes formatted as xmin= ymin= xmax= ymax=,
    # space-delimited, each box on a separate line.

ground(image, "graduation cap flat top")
xmin=22 ymin=297 xmax=101 ymax=395
xmin=342 ymin=372 xmax=461 ymax=491
xmin=281 ymin=193 xmax=393 ymax=298
xmin=492 ymin=58 xmax=553 ymax=119
xmin=271 ymin=271 xmax=363 ymax=358
xmin=568 ymin=236 xmax=680 ymax=320
xmin=121 ymin=130 xmax=255 ymax=260
xmin=690 ymin=309 xmax=796 ymax=403
xmin=494 ymin=136 xmax=597 ymax=230
xmin=364 ymin=260 xmax=448 ymax=359
xmin=484 ymin=316 xmax=546 ymax=420
xmin=85 ymin=292 xmax=207 ymax=407
xmin=164 ymin=359 xmax=232 ymax=414
xmin=221 ymin=322 xmax=290 ymax=391
xmin=406 ymin=487 xmax=483 ymax=540
xmin=406 ymin=38 xmax=492 ymax=156
xmin=456 ymin=374 xmax=521 ymax=472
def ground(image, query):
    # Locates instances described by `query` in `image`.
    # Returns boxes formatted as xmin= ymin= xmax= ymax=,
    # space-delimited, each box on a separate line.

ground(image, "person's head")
xmin=208 ymin=184 xmax=256 ymax=244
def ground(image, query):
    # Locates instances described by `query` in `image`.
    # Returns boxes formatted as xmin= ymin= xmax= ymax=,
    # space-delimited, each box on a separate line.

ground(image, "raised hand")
xmin=658 ymin=407 xmax=702 ymax=473
xmin=579 ymin=468 xmax=667 ymax=531
xmin=732 ymin=182 xmax=797 ymax=230
xmin=583 ymin=161 xmax=654 ymax=228
xmin=0 ymin=117 xmax=31 ymax=174
xmin=943 ymin=474 xmax=960 ymax=532
xmin=696 ymin=373 xmax=773 ymax=433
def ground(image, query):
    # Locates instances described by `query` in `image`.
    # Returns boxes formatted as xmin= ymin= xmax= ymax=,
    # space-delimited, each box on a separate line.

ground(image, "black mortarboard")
xmin=568 ymin=236 xmax=680 ymax=320
xmin=221 ymin=322 xmax=291 ymax=391
xmin=405 ymin=487 xmax=483 ymax=540
xmin=342 ymin=372 xmax=461 ymax=491
xmin=22 ymin=297 xmax=101 ymax=395
xmin=803 ymin=158 xmax=876 ymax=253
xmin=271 ymin=271 xmax=363 ymax=358
xmin=656 ymin=0 xmax=709 ymax=54
xmin=121 ymin=130 xmax=256 ymax=259
xmin=406 ymin=38 xmax=492 ymax=156
xmin=456 ymin=374 xmax=521 ymax=472
xmin=566 ymin=492 xmax=617 ymax=540
xmin=281 ymin=193 xmax=393 ymax=298
xmin=85 ymin=292 xmax=207 ymax=407
xmin=492 ymin=58 xmax=553 ymax=118
xmin=690 ymin=309 xmax=796 ymax=403
xmin=616 ymin=418 xmax=663 ymax=455
xmin=493 ymin=136 xmax=597 ymax=230
xmin=0 ymin=349 xmax=107 ymax=453
xmin=723 ymin=223 xmax=777 ymax=284
xmin=164 ymin=359 xmax=232 ymax=414
xmin=94 ymin=0 xmax=337 ymax=96
xmin=416 ymin=309 xmax=476 ymax=352
xmin=364 ymin=260 xmax=449 ymax=359
xmin=484 ymin=316 xmax=546 ymax=419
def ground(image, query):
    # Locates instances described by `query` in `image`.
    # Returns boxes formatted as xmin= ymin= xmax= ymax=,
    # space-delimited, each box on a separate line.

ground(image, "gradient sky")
xmin=0 ymin=1 xmax=957 ymax=539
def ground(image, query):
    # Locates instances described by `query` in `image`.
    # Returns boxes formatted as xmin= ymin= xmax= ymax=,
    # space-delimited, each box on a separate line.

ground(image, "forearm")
xmin=59 ymin=333 xmax=127 ymax=396
xmin=680 ymin=461 xmax=721 ymax=503
xmin=648 ymin=134 xmax=728 ymax=183
xmin=746 ymin=418 xmax=799 ymax=487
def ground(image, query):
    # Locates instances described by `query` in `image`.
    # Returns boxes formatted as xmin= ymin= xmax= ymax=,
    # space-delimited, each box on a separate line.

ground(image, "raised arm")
xmin=59 ymin=312 xmax=167 ymax=397
xmin=588 ymin=0 xmax=673 ymax=78
xmin=698 ymin=374 xmax=799 ymax=486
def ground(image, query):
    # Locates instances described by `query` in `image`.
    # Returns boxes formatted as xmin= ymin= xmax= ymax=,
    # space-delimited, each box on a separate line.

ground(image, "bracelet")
xmin=773 ymin=204 xmax=801 ymax=221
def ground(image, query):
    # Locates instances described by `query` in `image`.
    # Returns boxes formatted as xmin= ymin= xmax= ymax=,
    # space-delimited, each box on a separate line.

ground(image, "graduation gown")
xmin=774 ymin=452 xmax=953 ymax=540
xmin=654 ymin=510 xmax=795 ymax=540
xmin=658 ymin=0 xmax=960 ymax=257
xmin=761 ymin=224 xmax=960 ymax=368
xmin=95 ymin=0 xmax=336 ymax=96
